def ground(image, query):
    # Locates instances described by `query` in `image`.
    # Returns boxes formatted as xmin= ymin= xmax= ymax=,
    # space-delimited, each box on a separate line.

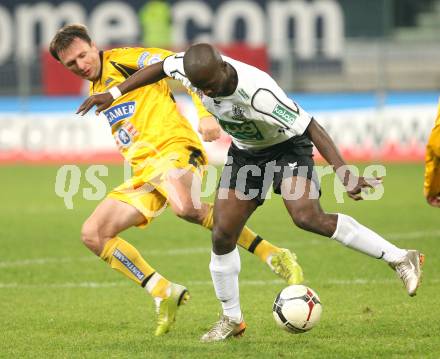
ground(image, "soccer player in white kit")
xmin=78 ymin=43 xmax=425 ymax=342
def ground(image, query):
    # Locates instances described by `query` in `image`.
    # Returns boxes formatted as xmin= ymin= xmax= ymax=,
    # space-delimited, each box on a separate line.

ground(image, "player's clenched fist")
xmin=198 ymin=116 xmax=221 ymax=142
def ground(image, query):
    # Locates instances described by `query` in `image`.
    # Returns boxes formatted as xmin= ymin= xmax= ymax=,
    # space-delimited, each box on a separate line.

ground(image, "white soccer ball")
xmin=272 ymin=284 xmax=322 ymax=333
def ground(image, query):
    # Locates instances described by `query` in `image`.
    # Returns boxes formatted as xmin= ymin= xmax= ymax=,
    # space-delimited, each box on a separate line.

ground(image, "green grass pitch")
xmin=0 ymin=163 xmax=439 ymax=358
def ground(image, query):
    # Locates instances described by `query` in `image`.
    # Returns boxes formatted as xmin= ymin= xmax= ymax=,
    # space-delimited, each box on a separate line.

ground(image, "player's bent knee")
xmin=212 ymin=226 xmax=233 ymax=242
xmin=81 ymin=220 xmax=104 ymax=255
xmin=212 ymin=226 xmax=237 ymax=252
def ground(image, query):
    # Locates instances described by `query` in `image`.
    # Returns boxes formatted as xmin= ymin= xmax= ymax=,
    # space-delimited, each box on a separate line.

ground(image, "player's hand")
xmin=345 ymin=176 xmax=383 ymax=201
xmin=198 ymin=116 xmax=221 ymax=142
xmin=427 ymin=194 xmax=440 ymax=207
xmin=76 ymin=92 xmax=114 ymax=116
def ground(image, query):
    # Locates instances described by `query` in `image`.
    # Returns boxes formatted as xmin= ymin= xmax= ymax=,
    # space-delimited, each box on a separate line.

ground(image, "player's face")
xmin=191 ymin=62 xmax=231 ymax=98
xmin=58 ymin=38 xmax=101 ymax=81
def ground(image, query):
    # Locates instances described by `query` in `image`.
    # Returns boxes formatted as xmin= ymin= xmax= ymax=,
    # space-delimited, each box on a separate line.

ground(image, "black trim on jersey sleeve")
xmin=170 ymin=69 xmax=188 ymax=79
xmin=163 ymin=54 xmax=187 ymax=79
xmin=251 ymin=88 xmax=300 ymax=130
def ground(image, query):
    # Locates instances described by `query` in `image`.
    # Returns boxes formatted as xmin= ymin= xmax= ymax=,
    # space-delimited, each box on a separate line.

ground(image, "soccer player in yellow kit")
xmin=424 ymin=102 xmax=440 ymax=207
xmin=49 ymin=24 xmax=303 ymax=336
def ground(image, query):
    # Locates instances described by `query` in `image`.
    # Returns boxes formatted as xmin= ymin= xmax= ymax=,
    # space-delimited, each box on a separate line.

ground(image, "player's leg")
xmin=81 ymin=193 xmax=188 ymax=335
xmin=280 ymin=176 xmax=424 ymax=296
xmin=82 ymin=197 xmax=165 ymax=289
xmin=164 ymin=167 xmax=303 ymax=284
xmin=201 ymin=189 xmax=258 ymax=342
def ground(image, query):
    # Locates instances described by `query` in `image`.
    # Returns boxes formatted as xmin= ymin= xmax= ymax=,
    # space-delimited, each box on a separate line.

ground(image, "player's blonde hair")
xmin=49 ymin=24 xmax=92 ymax=61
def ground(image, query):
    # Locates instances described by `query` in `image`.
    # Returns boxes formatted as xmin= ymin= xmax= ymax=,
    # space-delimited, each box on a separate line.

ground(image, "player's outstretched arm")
xmin=76 ymin=62 xmax=167 ymax=116
xmin=306 ymin=118 xmax=381 ymax=201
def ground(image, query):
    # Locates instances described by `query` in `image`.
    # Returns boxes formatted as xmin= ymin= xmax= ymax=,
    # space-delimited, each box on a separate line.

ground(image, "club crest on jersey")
xmin=231 ymin=104 xmax=247 ymax=121
xmin=104 ymin=101 xmax=136 ymax=126
xmin=118 ymin=128 xmax=131 ymax=145
xmin=114 ymin=122 xmax=139 ymax=149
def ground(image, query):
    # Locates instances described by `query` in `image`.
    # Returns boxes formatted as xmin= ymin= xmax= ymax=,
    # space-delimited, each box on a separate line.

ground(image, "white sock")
xmin=331 ymin=213 xmax=407 ymax=263
xmin=209 ymin=247 xmax=242 ymax=321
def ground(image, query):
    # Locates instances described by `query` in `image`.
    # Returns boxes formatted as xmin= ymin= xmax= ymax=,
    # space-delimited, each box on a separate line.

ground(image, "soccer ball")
xmin=272 ymin=285 xmax=322 ymax=333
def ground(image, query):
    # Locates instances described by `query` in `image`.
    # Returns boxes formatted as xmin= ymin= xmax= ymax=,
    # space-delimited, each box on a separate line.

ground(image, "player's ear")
xmin=219 ymin=61 xmax=227 ymax=75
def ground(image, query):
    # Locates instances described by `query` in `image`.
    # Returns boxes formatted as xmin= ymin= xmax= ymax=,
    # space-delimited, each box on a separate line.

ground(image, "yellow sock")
xmin=100 ymin=237 xmax=171 ymax=298
xmin=201 ymin=204 xmax=281 ymax=262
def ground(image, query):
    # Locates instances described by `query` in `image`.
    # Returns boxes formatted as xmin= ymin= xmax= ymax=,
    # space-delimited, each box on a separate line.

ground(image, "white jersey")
xmin=163 ymin=52 xmax=312 ymax=150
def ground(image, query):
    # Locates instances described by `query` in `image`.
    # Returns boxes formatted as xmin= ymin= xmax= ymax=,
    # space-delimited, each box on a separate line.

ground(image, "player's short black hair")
xmin=49 ymin=24 xmax=92 ymax=61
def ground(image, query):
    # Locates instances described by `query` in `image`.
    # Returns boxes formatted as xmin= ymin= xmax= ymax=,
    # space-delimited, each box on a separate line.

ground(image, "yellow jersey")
xmin=90 ymin=47 xmax=210 ymax=170
xmin=424 ymin=102 xmax=440 ymax=198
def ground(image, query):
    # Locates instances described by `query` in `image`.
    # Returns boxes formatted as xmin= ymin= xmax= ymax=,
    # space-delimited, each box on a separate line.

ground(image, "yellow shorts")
xmin=107 ymin=144 xmax=207 ymax=227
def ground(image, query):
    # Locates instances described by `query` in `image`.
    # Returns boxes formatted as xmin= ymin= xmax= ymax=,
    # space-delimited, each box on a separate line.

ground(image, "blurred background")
xmin=0 ymin=0 xmax=438 ymax=164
